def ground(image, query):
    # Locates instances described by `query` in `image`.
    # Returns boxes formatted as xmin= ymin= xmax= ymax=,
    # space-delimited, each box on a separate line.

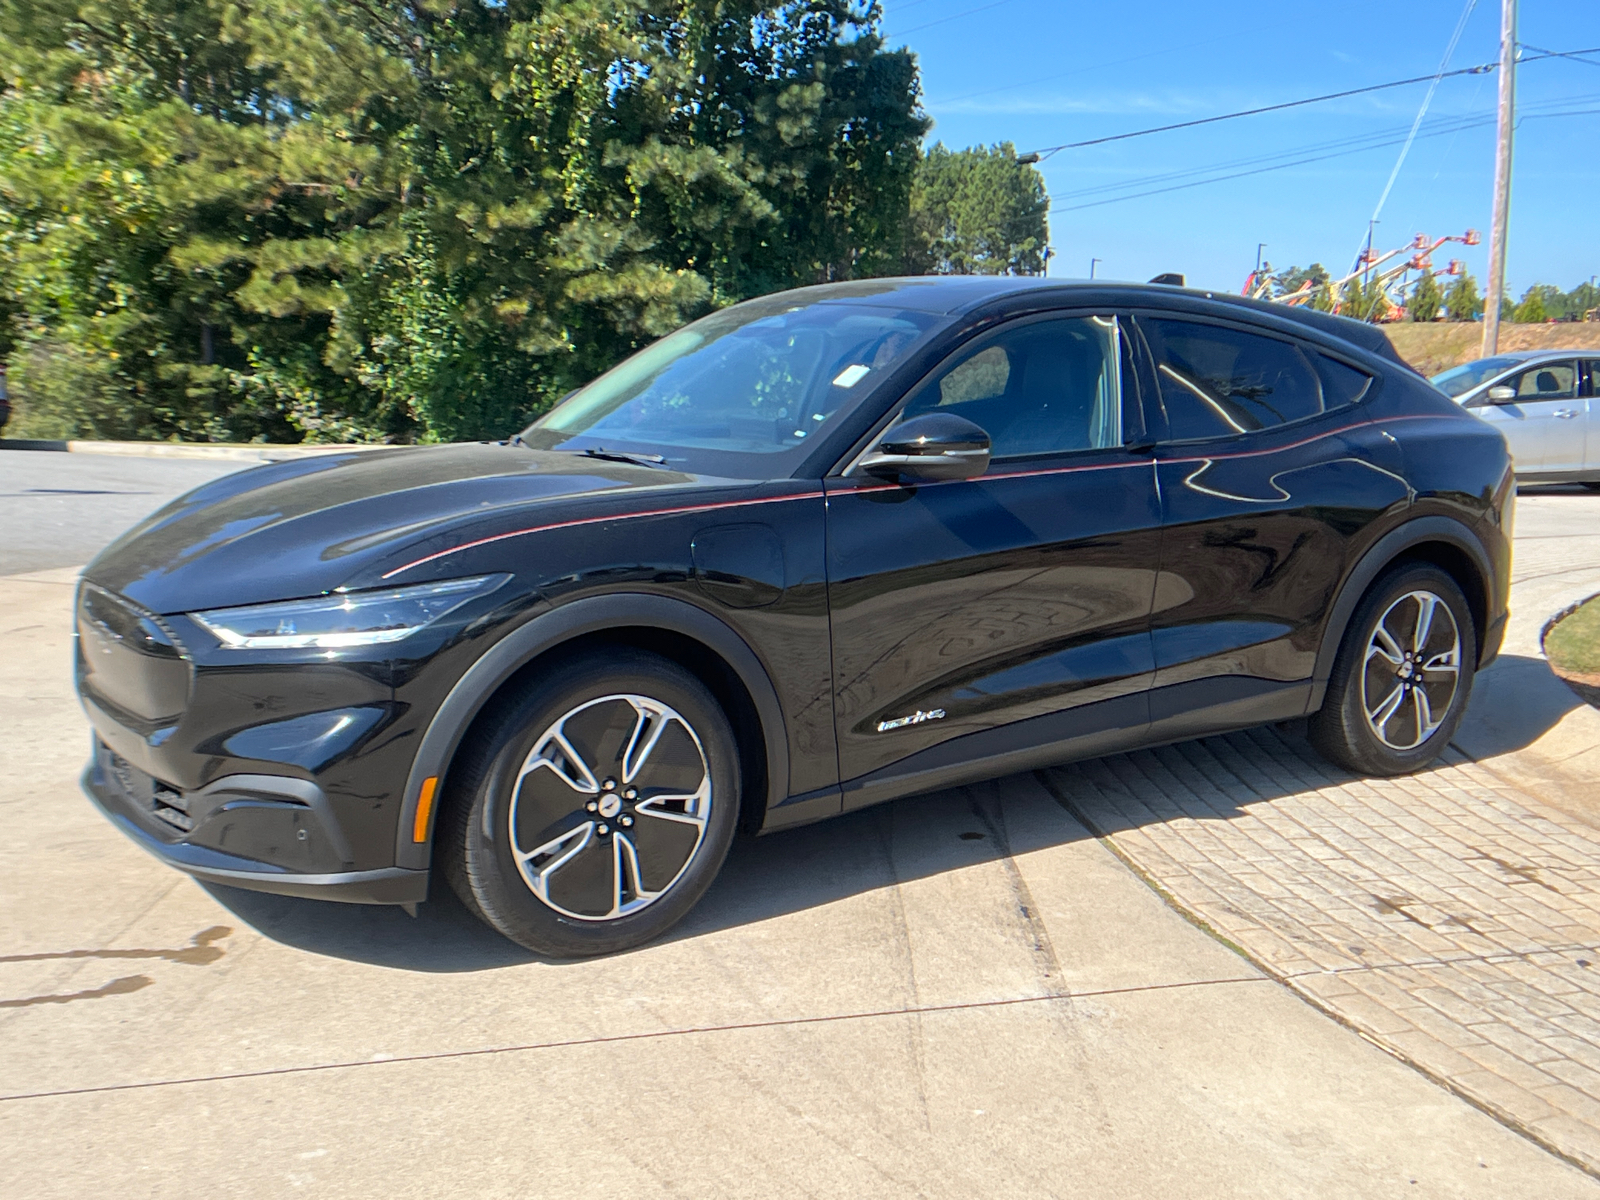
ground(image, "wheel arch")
xmin=1310 ymin=516 xmax=1495 ymax=711
xmin=394 ymin=594 xmax=789 ymax=870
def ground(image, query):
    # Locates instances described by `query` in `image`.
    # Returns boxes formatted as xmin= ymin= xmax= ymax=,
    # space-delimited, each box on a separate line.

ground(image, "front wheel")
xmin=440 ymin=649 xmax=740 ymax=957
xmin=1309 ymin=564 xmax=1477 ymax=776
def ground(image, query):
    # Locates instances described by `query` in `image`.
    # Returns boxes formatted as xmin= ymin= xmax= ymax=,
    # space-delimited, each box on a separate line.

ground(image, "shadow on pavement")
xmin=203 ymin=654 xmax=1581 ymax=971
xmin=199 ymin=879 xmax=541 ymax=972
xmin=1455 ymin=652 xmax=1584 ymax=759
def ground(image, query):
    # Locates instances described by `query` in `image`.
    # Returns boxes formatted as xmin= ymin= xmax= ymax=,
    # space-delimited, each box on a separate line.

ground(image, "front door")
xmin=1474 ymin=360 xmax=1583 ymax=475
xmin=824 ymin=312 xmax=1163 ymax=809
xmin=1134 ymin=312 xmax=1412 ymax=738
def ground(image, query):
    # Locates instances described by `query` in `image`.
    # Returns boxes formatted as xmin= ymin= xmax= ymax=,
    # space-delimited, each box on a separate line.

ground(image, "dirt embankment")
xmin=1382 ymin=322 xmax=1600 ymax=377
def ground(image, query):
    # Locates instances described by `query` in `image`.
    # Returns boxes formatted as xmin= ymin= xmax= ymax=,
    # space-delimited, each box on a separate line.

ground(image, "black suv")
xmin=76 ymin=278 xmax=1512 ymax=956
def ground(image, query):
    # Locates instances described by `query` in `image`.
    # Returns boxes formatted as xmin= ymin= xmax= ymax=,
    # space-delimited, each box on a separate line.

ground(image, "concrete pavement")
xmin=3 ymin=465 xmax=1600 ymax=1195
xmin=0 ymin=449 xmax=245 ymax=573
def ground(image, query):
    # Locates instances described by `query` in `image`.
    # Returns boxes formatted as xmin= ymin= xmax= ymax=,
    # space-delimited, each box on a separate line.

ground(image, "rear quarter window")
xmin=1141 ymin=317 xmax=1370 ymax=441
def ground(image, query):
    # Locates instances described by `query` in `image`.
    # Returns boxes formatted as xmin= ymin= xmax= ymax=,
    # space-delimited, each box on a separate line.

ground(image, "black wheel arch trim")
xmin=395 ymin=592 xmax=790 ymax=870
xmin=1310 ymin=515 xmax=1498 ymax=710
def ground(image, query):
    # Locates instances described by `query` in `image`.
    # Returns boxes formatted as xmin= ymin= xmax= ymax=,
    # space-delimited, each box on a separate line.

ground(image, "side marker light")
xmin=413 ymin=776 xmax=439 ymax=844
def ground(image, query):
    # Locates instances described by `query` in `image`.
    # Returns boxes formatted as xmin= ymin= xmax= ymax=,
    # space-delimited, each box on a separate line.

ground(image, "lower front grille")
xmin=151 ymin=785 xmax=194 ymax=832
xmin=99 ymin=740 xmax=192 ymax=833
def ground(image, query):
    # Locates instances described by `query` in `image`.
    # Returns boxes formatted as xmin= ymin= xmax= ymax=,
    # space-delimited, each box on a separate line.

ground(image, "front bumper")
xmin=82 ymin=740 xmax=428 ymax=905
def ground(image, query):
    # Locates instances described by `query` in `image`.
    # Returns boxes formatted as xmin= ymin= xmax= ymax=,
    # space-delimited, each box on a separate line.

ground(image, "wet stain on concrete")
xmin=0 ymin=926 xmax=231 ymax=967
xmin=0 ymin=975 xmax=152 ymax=1008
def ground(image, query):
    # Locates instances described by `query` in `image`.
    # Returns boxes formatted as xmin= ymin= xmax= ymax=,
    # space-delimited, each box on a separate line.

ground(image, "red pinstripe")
xmin=383 ymin=415 xmax=1443 ymax=578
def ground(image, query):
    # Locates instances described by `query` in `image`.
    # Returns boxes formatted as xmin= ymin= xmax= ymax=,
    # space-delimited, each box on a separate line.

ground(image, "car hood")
xmin=83 ymin=443 xmax=716 ymax=613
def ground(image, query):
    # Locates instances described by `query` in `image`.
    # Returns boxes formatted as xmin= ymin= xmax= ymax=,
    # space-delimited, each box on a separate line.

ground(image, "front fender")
xmin=393 ymin=592 xmax=791 ymax=870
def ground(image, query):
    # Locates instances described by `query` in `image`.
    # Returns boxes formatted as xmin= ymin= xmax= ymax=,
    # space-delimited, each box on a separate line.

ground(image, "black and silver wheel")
xmin=1309 ymin=564 xmax=1477 ymax=776
xmin=441 ymin=649 xmax=740 ymax=957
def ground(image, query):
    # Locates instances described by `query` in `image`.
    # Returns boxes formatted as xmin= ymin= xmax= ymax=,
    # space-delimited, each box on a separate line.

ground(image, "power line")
xmin=1520 ymin=42 xmax=1600 ymax=69
xmin=884 ymin=0 xmax=1021 ymax=38
xmin=1355 ymin=0 xmax=1480 ymax=275
xmin=1026 ymin=46 xmax=1600 ymax=159
xmin=1047 ymin=104 xmax=1600 ymax=214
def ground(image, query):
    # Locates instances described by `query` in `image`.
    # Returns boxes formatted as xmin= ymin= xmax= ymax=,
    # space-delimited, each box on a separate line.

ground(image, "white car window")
xmin=1511 ymin=362 xmax=1577 ymax=400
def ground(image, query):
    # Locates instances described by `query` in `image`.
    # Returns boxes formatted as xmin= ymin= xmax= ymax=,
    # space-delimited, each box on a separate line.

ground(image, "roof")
xmin=765 ymin=276 xmax=1407 ymax=366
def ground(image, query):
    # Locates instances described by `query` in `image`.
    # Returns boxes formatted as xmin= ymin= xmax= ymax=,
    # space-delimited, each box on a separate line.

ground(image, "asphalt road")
xmin=3 ymin=458 xmax=1600 ymax=1196
xmin=0 ymin=450 xmax=248 ymax=574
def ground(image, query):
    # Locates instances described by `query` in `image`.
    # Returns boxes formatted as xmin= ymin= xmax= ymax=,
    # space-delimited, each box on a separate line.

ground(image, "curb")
xmin=0 ymin=437 xmax=398 ymax=462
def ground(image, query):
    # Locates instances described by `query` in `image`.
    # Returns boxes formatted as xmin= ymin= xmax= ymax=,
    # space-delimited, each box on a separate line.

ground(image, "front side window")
xmin=1509 ymin=361 xmax=1577 ymax=400
xmin=522 ymin=299 xmax=943 ymax=471
xmin=1142 ymin=318 xmax=1330 ymax=440
xmin=895 ymin=315 xmax=1123 ymax=458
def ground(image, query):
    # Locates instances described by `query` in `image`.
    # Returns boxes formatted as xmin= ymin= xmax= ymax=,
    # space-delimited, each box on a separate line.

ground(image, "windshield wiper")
xmin=567 ymin=446 xmax=670 ymax=468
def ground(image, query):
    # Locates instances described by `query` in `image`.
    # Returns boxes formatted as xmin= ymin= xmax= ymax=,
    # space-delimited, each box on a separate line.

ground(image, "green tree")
xmin=1444 ymin=272 xmax=1482 ymax=321
xmin=1409 ymin=272 xmax=1443 ymax=322
xmin=1514 ymin=287 xmax=1548 ymax=323
xmin=1271 ymin=264 xmax=1327 ymax=298
xmin=1342 ymin=275 xmax=1382 ymax=321
xmin=905 ymin=142 xmax=1047 ymax=276
xmin=0 ymin=0 xmax=930 ymax=443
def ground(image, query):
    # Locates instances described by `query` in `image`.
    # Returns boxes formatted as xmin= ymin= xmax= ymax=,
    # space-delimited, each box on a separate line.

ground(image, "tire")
xmin=440 ymin=649 xmax=740 ymax=957
xmin=1309 ymin=563 xmax=1477 ymax=777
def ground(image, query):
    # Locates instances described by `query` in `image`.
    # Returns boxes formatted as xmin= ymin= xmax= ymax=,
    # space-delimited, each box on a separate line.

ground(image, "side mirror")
xmin=860 ymin=412 xmax=991 ymax=483
xmin=1486 ymin=385 xmax=1516 ymax=402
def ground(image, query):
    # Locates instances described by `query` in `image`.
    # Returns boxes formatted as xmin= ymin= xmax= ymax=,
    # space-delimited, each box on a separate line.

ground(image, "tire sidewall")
xmin=1332 ymin=565 xmax=1477 ymax=774
xmin=464 ymin=652 xmax=740 ymax=956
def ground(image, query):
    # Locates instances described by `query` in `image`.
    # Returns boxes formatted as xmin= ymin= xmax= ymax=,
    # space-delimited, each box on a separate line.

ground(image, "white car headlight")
xmin=192 ymin=575 xmax=509 ymax=650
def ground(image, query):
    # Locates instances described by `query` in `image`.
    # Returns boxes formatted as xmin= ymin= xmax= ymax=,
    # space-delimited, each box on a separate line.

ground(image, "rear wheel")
xmin=1309 ymin=564 xmax=1476 ymax=776
xmin=441 ymin=649 xmax=740 ymax=957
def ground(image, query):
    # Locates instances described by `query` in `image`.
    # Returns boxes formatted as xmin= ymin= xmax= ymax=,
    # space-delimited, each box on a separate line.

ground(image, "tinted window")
xmin=1511 ymin=362 xmax=1577 ymax=400
xmin=1315 ymin=354 xmax=1373 ymax=407
xmin=1588 ymin=361 xmax=1600 ymax=398
xmin=897 ymin=315 xmax=1123 ymax=458
xmin=1144 ymin=319 xmax=1324 ymax=440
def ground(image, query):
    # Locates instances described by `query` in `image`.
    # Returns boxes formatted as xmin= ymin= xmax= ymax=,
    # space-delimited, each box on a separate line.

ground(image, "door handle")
xmin=1554 ymin=409 xmax=1579 ymax=419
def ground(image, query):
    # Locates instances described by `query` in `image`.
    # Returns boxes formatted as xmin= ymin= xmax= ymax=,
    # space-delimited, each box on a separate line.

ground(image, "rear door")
xmin=1134 ymin=312 xmax=1411 ymax=739
xmin=824 ymin=311 xmax=1162 ymax=808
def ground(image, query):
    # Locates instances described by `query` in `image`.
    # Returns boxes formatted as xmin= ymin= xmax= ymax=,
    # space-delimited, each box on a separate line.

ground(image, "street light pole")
xmin=1483 ymin=0 xmax=1517 ymax=355
xmin=1090 ymin=257 xmax=1101 ymax=280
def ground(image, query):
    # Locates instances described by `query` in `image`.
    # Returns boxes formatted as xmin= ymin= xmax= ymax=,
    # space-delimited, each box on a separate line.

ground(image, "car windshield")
xmin=520 ymin=299 xmax=943 ymax=475
xmin=1430 ymin=356 xmax=1523 ymax=398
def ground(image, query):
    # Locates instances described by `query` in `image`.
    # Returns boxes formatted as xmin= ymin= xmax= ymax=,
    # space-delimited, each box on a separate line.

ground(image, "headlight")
xmin=192 ymin=575 xmax=509 ymax=650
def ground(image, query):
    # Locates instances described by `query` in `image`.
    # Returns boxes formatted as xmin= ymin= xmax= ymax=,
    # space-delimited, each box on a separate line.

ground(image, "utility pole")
xmin=1255 ymin=243 xmax=1267 ymax=274
xmin=1483 ymin=0 xmax=1516 ymax=355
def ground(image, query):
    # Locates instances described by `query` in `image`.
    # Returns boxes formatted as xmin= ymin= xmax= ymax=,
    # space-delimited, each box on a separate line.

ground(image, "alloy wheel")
xmin=508 ymin=694 xmax=711 ymax=921
xmin=1360 ymin=589 xmax=1461 ymax=751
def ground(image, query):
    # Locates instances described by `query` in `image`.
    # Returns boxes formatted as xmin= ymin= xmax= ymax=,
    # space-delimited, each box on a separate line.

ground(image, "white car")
xmin=1432 ymin=350 xmax=1600 ymax=488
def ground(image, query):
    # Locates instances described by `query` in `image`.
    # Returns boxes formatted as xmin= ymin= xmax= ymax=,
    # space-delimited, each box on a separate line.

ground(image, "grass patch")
xmin=1548 ymin=597 xmax=1600 ymax=676
xmin=1546 ymin=597 xmax=1600 ymax=708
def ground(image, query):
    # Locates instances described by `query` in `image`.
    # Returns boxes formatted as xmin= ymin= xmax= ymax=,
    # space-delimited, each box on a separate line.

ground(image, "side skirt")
xmin=765 ymin=678 xmax=1311 ymax=829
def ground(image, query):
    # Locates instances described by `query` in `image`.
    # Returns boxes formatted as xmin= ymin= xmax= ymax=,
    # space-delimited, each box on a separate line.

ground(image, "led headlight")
xmin=191 ymin=575 xmax=509 ymax=650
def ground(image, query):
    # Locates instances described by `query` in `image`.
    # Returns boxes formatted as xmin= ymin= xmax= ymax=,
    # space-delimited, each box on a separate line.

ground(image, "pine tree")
xmin=1444 ymin=272 xmax=1482 ymax=321
xmin=905 ymin=143 xmax=1048 ymax=276
xmin=0 ymin=0 xmax=931 ymax=442
xmin=1409 ymin=273 xmax=1443 ymax=322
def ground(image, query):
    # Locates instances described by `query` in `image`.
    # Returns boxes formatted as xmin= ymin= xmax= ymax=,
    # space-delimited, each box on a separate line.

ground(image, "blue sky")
xmin=881 ymin=0 xmax=1599 ymax=296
